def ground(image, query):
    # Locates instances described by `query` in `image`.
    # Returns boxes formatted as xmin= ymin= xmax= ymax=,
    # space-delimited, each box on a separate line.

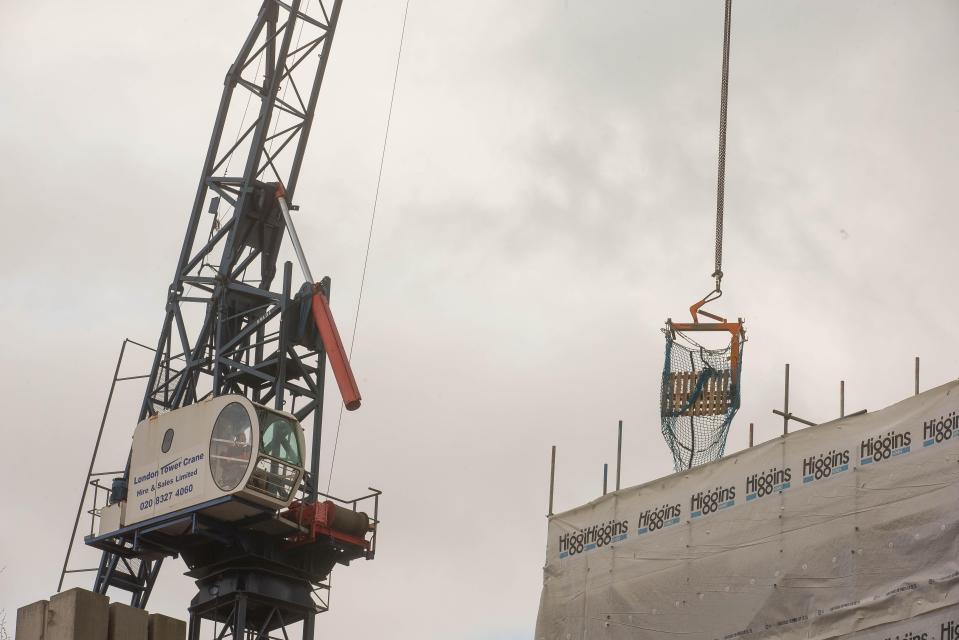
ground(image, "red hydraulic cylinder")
xmin=311 ymin=287 xmax=362 ymax=411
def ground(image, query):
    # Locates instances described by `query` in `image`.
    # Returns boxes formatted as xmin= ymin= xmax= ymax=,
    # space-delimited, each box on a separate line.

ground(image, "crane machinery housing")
xmin=58 ymin=1 xmax=381 ymax=638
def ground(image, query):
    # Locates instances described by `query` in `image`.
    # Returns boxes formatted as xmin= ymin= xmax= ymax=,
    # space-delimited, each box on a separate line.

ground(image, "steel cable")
xmin=326 ymin=0 xmax=412 ymax=493
xmin=713 ymin=0 xmax=732 ymax=292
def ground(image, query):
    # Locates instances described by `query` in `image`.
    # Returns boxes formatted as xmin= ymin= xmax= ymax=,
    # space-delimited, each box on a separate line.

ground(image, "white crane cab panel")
xmin=125 ymin=395 xmax=306 ymax=527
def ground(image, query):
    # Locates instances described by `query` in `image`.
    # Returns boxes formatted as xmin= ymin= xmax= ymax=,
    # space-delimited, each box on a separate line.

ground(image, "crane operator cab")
xmin=99 ymin=395 xmax=308 ymax=536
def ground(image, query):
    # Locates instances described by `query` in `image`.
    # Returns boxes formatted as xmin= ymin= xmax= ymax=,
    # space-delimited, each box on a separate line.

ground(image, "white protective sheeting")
xmin=536 ymin=380 xmax=959 ymax=640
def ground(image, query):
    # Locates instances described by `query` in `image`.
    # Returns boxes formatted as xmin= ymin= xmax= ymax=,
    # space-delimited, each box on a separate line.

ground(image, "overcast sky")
xmin=2 ymin=1 xmax=959 ymax=638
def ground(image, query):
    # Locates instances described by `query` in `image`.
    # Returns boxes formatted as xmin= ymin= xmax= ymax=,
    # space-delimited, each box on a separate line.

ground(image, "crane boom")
xmin=139 ymin=0 xmax=341 ymax=421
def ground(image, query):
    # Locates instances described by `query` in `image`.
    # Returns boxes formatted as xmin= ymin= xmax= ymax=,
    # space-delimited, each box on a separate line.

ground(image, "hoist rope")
xmin=326 ymin=0 xmax=411 ymax=493
xmin=712 ymin=0 xmax=732 ymax=293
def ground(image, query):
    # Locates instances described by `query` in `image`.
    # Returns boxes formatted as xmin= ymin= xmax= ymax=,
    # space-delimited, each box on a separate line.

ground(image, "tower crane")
xmin=58 ymin=1 xmax=380 ymax=638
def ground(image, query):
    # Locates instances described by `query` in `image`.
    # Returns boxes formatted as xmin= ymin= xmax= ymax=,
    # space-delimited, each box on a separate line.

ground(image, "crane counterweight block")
xmin=310 ymin=286 xmax=362 ymax=411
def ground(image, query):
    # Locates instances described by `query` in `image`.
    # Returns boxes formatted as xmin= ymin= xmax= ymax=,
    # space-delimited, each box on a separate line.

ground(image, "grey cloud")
xmin=2 ymin=2 xmax=958 ymax=639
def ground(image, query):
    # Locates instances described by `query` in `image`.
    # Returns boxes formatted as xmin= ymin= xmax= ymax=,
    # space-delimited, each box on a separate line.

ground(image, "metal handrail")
xmin=58 ymin=338 xmax=156 ymax=594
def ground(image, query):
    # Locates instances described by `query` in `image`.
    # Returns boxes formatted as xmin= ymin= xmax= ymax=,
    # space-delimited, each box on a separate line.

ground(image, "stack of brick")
xmin=15 ymin=588 xmax=185 ymax=640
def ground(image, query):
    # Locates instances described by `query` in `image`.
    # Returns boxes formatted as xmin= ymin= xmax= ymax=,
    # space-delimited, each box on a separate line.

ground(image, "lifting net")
xmin=660 ymin=331 xmax=744 ymax=471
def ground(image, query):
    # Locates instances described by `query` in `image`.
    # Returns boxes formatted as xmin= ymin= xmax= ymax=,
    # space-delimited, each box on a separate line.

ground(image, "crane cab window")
xmin=258 ymin=411 xmax=301 ymax=465
xmin=246 ymin=410 xmax=302 ymax=501
xmin=209 ymin=402 xmax=253 ymax=491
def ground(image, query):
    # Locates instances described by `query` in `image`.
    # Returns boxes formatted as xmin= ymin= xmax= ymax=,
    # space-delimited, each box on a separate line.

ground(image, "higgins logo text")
xmin=558 ymin=519 xmax=629 ymax=558
xmin=860 ymin=430 xmax=911 ymax=464
xmin=690 ymin=485 xmax=735 ymax=518
xmin=746 ymin=466 xmax=791 ymax=500
xmin=802 ymin=449 xmax=850 ymax=483
xmin=637 ymin=503 xmax=681 ymax=534
xmin=923 ymin=411 xmax=957 ymax=448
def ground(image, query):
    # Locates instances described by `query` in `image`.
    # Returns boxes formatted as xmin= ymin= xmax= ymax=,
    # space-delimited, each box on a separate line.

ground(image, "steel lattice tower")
xmin=81 ymin=2 xmax=378 ymax=638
